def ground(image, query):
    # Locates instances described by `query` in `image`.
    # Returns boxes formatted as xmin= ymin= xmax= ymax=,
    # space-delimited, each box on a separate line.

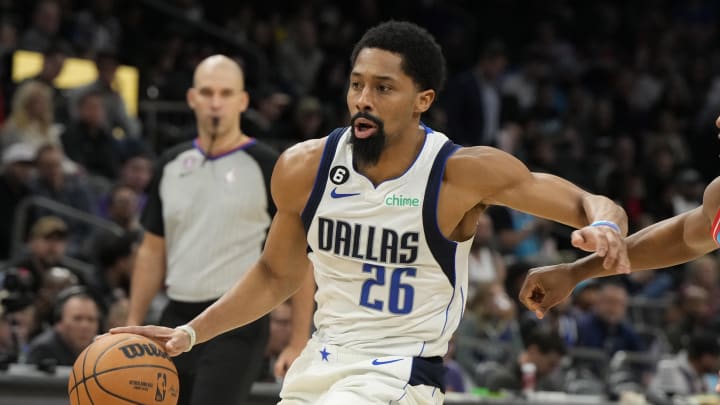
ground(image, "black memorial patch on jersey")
xmin=329 ymin=165 xmax=350 ymax=185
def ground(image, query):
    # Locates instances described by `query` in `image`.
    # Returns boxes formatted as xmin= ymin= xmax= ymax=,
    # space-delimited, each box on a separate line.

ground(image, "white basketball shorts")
xmin=278 ymin=338 xmax=446 ymax=405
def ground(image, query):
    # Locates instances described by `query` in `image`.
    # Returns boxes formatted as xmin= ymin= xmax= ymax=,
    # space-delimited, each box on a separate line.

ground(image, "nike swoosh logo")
xmin=371 ymin=358 xmax=403 ymax=366
xmin=330 ymin=187 xmax=360 ymax=199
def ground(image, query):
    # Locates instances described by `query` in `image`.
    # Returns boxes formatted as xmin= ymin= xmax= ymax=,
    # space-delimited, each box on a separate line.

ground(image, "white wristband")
xmin=176 ymin=324 xmax=197 ymax=352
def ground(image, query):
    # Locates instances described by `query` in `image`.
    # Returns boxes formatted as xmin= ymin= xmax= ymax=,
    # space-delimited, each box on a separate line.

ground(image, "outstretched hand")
xmin=518 ymin=263 xmax=577 ymax=319
xmin=571 ymin=225 xmax=630 ymax=274
xmin=109 ymin=325 xmax=191 ymax=357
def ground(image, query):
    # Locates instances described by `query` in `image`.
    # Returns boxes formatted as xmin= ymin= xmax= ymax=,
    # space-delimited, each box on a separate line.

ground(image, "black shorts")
xmin=160 ymin=299 xmax=270 ymax=405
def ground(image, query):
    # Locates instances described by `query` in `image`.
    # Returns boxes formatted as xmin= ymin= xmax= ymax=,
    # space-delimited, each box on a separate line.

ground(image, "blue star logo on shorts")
xmin=320 ymin=347 xmax=331 ymax=361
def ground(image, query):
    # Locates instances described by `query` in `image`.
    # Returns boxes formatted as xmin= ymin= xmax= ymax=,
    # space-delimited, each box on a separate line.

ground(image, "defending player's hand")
xmin=109 ymin=325 xmax=191 ymax=357
xmin=571 ymin=225 xmax=630 ymax=274
xmin=518 ymin=263 xmax=576 ymax=319
xmin=274 ymin=342 xmax=305 ymax=379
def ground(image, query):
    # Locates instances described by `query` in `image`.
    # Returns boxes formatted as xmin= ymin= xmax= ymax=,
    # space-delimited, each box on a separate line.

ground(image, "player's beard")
xmin=349 ymin=112 xmax=386 ymax=167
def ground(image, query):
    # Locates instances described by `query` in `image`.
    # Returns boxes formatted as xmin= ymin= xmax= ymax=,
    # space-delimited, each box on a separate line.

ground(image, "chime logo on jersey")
xmin=384 ymin=193 xmax=420 ymax=207
xmin=317 ymin=217 xmax=419 ymax=264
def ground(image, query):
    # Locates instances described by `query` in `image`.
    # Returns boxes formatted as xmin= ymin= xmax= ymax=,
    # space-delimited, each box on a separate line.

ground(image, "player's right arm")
xmin=520 ymin=176 xmax=720 ymax=317
xmin=573 ymin=176 xmax=720 ymax=277
xmin=112 ymin=139 xmax=324 ymax=355
xmin=126 ymin=232 xmax=167 ymax=326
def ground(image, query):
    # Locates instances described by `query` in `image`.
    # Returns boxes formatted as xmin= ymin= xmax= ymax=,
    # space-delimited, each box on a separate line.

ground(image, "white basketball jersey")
xmin=302 ymin=125 xmax=473 ymax=358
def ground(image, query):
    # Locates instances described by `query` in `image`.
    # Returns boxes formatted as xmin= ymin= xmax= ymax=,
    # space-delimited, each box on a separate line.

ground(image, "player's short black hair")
xmin=350 ymin=21 xmax=446 ymax=92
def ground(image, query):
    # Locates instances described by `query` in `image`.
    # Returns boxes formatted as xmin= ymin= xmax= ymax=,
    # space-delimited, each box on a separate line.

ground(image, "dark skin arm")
xmin=520 ymin=176 xmax=720 ymax=318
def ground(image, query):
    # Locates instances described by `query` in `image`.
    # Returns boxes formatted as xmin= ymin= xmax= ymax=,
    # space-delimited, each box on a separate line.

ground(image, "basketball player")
xmin=124 ymin=55 xmax=314 ymax=405
xmin=518 ymin=125 xmax=720 ymax=319
xmin=112 ymin=22 xmax=630 ymax=404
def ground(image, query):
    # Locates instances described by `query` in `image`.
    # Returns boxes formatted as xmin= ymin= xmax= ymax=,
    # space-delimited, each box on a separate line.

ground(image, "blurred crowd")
xmin=1 ymin=0 xmax=720 ymax=401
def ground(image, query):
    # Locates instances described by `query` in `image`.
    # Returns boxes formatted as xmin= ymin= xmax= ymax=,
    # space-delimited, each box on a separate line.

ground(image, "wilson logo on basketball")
xmin=118 ymin=343 xmax=171 ymax=360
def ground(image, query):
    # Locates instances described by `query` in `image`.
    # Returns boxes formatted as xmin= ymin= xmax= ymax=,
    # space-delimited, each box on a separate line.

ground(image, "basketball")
xmin=68 ymin=333 xmax=179 ymax=405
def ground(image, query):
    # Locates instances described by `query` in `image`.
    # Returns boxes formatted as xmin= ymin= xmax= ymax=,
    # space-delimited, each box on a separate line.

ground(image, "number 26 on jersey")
xmin=359 ymin=263 xmax=416 ymax=314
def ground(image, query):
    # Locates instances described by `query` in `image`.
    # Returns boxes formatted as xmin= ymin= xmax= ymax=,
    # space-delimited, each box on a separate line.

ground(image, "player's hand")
xmin=109 ymin=325 xmax=190 ymax=357
xmin=273 ymin=342 xmax=305 ymax=379
xmin=519 ymin=263 xmax=576 ymax=319
xmin=571 ymin=225 xmax=630 ymax=273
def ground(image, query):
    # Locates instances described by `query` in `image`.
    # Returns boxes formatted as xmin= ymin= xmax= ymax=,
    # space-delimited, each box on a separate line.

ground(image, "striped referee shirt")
xmin=142 ymin=138 xmax=277 ymax=302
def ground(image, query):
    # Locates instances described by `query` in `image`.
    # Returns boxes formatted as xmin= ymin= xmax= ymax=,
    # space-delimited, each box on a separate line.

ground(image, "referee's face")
xmin=188 ymin=58 xmax=249 ymax=138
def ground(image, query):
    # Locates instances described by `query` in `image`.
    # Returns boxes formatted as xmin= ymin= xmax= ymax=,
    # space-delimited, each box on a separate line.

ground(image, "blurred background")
xmin=1 ymin=0 xmax=720 ymax=404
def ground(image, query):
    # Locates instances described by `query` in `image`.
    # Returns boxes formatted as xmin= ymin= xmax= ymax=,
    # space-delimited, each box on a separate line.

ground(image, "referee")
xmin=126 ymin=55 xmax=314 ymax=405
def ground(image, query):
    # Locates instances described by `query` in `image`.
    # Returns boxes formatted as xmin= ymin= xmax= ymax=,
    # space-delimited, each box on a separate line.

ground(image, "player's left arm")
xmin=274 ymin=263 xmax=315 ymax=377
xmin=452 ymin=147 xmax=629 ymax=272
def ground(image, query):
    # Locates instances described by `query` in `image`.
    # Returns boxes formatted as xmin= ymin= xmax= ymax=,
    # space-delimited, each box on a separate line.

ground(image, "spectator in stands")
xmin=456 ymin=281 xmax=523 ymax=373
xmin=487 ymin=205 xmax=556 ymax=262
xmin=90 ymin=232 xmax=135 ymax=309
xmin=684 ymin=256 xmax=720 ymax=314
xmin=33 ymin=266 xmax=80 ymax=328
xmin=14 ymin=42 xmax=70 ymax=125
xmin=1 ymin=80 xmax=61 ymax=149
xmin=7 ymin=216 xmax=89 ymax=293
xmin=31 ymin=144 xmax=96 ymax=254
xmin=26 ymin=286 xmax=100 ymax=366
xmin=647 ymin=333 xmax=720 ymax=400
xmin=575 ymin=282 xmax=643 ymax=356
xmin=443 ymin=40 xmax=507 ymax=146
xmin=276 ymin=18 xmax=324 ymax=96
xmin=118 ymin=152 xmax=152 ymax=197
xmin=665 ymin=285 xmax=717 ymax=353
xmin=485 ymin=329 xmax=567 ymax=392
xmin=70 ymin=51 xmax=139 ymax=139
xmin=467 ymin=213 xmax=505 ymax=296
xmin=243 ymin=84 xmax=291 ymax=141
xmin=571 ymin=279 xmax=601 ymax=314
xmin=105 ymin=185 xmax=141 ymax=237
xmin=62 ymin=90 xmax=123 ymax=179
xmin=291 ymin=96 xmax=326 ymax=142
xmin=520 ymin=296 xmax=578 ymax=349
xmin=0 ymin=142 xmax=35 ymax=260
xmin=0 ymin=302 xmax=38 ymax=363
xmin=17 ymin=0 xmax=62 ymax=53
xmin=619 ymin=267 xmax=674 ymax=299
xmin=96 ymin=152 xmax=152 ymax=219
xmin=72 ymin=0 xmax=122 ymax=58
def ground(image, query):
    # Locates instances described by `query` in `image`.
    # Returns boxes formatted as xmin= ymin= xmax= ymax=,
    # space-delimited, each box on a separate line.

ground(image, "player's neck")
xmin=356 ymin=127 xmax=425 ymax=186
xmin=197 ymin=130 xmax=250 ymax=157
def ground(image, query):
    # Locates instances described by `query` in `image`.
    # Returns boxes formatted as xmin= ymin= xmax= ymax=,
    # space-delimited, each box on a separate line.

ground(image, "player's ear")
xmin=414 ymin=89 xmax=435 ymax=114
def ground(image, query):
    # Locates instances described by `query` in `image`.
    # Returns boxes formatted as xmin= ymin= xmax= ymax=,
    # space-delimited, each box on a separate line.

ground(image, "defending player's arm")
xmin=519 ymin=177 xmax=720 ymax=318
xmin=126 ymin=232 xmax=167 ymax=326
xmin=454 ymin=146 xmax=630 ymax=272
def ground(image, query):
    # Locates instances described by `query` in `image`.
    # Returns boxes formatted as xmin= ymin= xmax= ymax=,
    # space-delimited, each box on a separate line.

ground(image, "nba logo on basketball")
xmin=156 ymin=372 xmax=168 ymax=401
